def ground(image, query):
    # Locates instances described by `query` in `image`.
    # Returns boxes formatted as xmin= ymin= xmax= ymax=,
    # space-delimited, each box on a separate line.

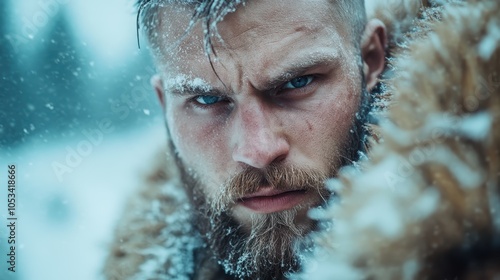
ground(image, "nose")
xmin=231 ymin=99 xmax=290 ymax=169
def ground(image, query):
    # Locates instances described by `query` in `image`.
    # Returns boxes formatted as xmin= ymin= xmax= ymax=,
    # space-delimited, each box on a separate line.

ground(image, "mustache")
xmin=211 ymin=164 xmax=330 ymax=213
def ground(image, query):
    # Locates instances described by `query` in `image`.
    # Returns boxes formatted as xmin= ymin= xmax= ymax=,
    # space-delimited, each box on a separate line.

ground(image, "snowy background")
xmin=0 ymin=1 xmax=165 ymax=279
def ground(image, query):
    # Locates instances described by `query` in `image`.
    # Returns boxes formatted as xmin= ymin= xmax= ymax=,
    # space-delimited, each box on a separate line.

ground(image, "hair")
xmin=135 ymin=0 xmax=367 ymax=54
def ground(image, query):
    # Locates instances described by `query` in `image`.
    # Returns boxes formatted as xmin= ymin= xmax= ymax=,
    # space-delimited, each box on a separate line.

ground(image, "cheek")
xmin=167 ymin=107 xmax=230 ymax=176
xmin=169 ymin=113 xmax=209 ymax=157
xmin=294 ymin=85 xmax=360 ymax=160
xmin=326 ymin=90 xmax=358 ymax=129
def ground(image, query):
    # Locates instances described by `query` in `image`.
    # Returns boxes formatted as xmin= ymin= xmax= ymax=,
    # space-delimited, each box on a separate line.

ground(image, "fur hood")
xmin=301 ymin=0 xmax=500 ymax=279
xmin=104 ymin=0 xmax=500 ymax=279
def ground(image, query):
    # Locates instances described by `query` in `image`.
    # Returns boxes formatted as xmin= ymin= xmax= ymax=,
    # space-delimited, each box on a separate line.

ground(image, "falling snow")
xmin=2 ymin=0 xmax=499 ymax=280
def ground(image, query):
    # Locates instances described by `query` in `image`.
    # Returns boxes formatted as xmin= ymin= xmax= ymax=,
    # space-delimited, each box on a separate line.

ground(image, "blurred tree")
xmin=29 ymin=11 xmax=89 ymax=140
xmin=1 ymin=8 xmax=90 ymax=149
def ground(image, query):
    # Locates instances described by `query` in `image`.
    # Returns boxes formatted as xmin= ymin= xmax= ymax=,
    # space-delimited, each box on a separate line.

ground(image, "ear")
xmin=361 ymin=19 xmax=387 ymax=92
xmin=151 ymin=74 xmax=166 ymax=110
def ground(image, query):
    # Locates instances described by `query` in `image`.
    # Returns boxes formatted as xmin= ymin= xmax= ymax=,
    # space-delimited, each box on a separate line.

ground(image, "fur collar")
xmin=300 ymin=0 xmax=500 ymax=279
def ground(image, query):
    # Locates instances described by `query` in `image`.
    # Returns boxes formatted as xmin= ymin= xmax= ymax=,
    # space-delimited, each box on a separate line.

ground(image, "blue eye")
xmin=195 ymin=95 xmax=224 ymax=105
xmin=283 ymin=76 xmax=314 ymax=89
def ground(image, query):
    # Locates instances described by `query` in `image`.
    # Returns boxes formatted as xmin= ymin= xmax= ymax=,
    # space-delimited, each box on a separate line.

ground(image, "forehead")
xmin=152 ymin=0 xmax=352 ymax=84
xmin=216 ymin=0 xmax=339 ymax=47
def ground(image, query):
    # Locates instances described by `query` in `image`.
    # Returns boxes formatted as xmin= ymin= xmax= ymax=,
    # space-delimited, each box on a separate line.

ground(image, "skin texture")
xmin=152 ymin=0 xmax=386 ymax=228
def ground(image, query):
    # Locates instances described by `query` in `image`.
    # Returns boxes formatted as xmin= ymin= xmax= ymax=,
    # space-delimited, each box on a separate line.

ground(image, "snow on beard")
xmin=182 ymin=163 xmax=331 ymax=279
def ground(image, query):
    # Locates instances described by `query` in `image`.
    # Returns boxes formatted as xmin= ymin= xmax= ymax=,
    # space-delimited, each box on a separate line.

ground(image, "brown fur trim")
xmin=304 ymin=0 xmax=500 ymax=279
xmin=102 ymin=147 xmax=201 ymax=279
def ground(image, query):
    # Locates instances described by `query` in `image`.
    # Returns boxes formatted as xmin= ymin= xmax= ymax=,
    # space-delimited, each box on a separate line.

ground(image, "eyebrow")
xmin=165 ymin=76 xmax=225 ymax=97
xmin=168 ymin=83 xmax=224 ymax=97
xmin=259 ymin=52 xmax=342 ymax=92
xmin=166 ymin=51 xmax=341 ymax=96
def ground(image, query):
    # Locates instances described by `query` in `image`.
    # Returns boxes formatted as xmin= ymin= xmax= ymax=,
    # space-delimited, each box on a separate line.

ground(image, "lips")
xmin=238 ymin=188 xmax=308 ymax=214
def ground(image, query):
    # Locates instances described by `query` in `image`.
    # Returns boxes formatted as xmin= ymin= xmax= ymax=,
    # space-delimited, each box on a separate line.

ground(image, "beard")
xmin=199 ymin=164 xmax=332 ymax=279
xmin=175 ymin=160 xmax=332 ymax=280
xmin=166 ymin=85 xmax=372 ymax=279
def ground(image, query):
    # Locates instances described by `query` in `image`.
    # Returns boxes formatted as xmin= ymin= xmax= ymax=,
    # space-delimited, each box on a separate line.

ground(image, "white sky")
xmin=9 ymin=0 xmax=138 ymax=65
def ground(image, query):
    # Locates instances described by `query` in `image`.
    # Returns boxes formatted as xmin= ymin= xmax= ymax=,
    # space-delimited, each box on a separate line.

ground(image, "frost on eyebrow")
xmin=163 ymin=74 xmax=213 ymax=95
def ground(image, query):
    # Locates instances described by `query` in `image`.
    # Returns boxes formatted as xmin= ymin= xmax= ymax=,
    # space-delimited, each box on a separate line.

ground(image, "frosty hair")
xmin=135 ymin=0 xmax=367 ymax=54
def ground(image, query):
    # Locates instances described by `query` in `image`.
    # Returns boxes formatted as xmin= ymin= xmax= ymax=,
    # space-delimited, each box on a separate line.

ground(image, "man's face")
xmin=152 ymin=0 xmax=377 ymax=277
